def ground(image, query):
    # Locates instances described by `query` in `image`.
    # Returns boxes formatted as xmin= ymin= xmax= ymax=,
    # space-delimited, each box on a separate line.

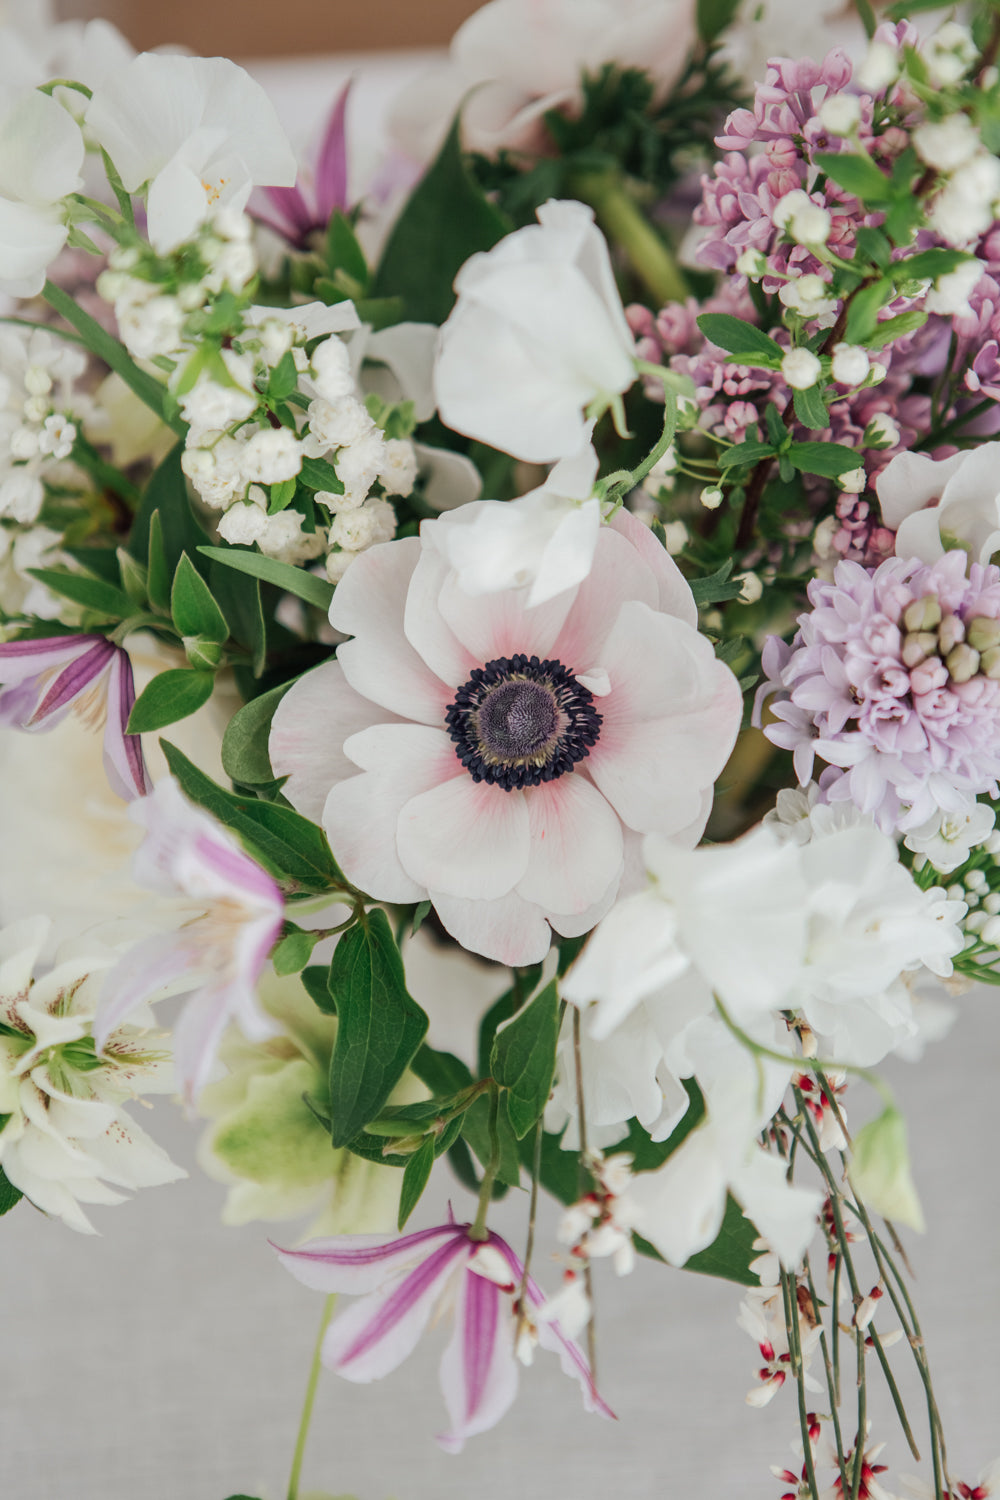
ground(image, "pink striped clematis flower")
xmin=274 ymin=1215 xmax=615 ymax=1453
xmin=254 ymin=82 xmax=351 ymax=249
xmin=94 ymin=777 xmax=284 ymax=1104
xmin=0 ymin=633 xmax=149 ymax=800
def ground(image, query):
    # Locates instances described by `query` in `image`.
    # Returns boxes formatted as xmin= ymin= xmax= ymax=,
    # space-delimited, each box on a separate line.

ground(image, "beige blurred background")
xmin=52 ymin=0 xmax=481 ymax=55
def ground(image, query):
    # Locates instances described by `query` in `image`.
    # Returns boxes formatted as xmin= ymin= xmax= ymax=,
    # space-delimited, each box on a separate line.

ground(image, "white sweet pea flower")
xmin=423 ymin=441 xmax=601 ymax=606
xmin=0 ymin=85 xmax=84 ymax=296
xmin=876 ymin=442 xmax=1000 ymax=564
xmin=434 ymin=199 xmax=637 ymax=463
xmin=85 ymin=54 xmax=297 ymax=253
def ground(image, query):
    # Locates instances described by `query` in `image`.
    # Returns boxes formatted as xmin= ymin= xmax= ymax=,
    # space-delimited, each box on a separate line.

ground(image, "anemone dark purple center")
xmin=445 ymin=653 xmax=602 ymax=791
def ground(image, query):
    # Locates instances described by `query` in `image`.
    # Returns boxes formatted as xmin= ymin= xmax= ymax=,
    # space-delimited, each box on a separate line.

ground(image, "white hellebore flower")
xmin=425 ymin=440 xmax=601 ymax=605
xmin=876 ymin=442 xmax=1000 ymax=565
xmin=0 ymin=916 xmax=184 ymax=1233
xmin=0 ymin=84 xmax=84 ymax=296
xmin=85 ymin=53 xmax=297 ymax=253
xmin=434 ymin=200 xmax=637 ymax=463
xmin=270 ymin=508 xmax=742 ymax=967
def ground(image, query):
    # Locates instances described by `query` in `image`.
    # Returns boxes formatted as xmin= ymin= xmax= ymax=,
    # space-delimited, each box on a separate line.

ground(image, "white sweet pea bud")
xmin=736 ymin=570 xmax=763 ymax=604
xmin=779 ymin=274 xmax=837 ymax=318
xmin=378 ymin=438 xmax=418 ymax=498
xmin=818 ymin=93 xmax=861 ymax=137
xmin=857 ymin=40 xmax=900 ymax=93
xmin=913 ymin=114 xmax=981 ymax=172
xmin=839 ymin=467 xmax=867 ymax=493
xmin=830 ymin=343 xmax=870 ymax=387
xmin=924 ymin=21 xmax=977 ymax=87
xmin=218 ymin=501 xmax=268 ymax=546
xmin=662 ymin=520 xmax=688 ymax=554
xmin=781 ymin=348 xmax=822 ymax=390
xmin=864 ymin=413 xmax=900 ymax=449
xmin=242 ymin=427 xmax=303 ymax=485
xmin=925 ymin=259 xmax=985 ymax=317
xmin=736 ymin=248 xmax=767 ymax=279
xmin=700 ymin=485 xmax=723 ymax=510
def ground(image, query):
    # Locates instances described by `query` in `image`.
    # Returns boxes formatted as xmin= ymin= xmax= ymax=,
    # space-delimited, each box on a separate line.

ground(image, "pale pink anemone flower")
xmin=94 ymin=778 xmax=283 ymax=1103
xmin=270 ymin=508 xmax=743 ymax=965
xmin=274 ymin=1215 xmax=614 ymax=1453
xmin=0 ymin=633 xmax=149 ymax=800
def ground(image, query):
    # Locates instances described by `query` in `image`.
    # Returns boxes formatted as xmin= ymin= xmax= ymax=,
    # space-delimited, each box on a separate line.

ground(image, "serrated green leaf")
xmin=221 ymin=681 xmax=290 ymax=786
xmin=272 ymin=929 xmax=322 ymax=976
xmin=792 ymin=381 xmax=830 ymax=430
xmin=299 ymin=455 xmax=345 ymax=495
xmin=328 ymin=910 xmax=429 ymax=1147
xmin=787 ymin=440 xmax=860 ymax=478
xmin=127 ymin=669 xmax=215 ymax=732
xmin=198 ymin=546 xmax=334 ymax=613
xmin=171 ymin=552 xmax=229 ymax=644
xmin=27 ymin=567 xmax=133 ymax=620
xmin=398 ymin=1134 xmax=435 ymax=1229
xmin=718 ymin=440 xmax=776 ymax=470
xmin=813 ymin=151 xmax=891 ymax=203
xmin=160 ymin=741 xmax=344 ymax=888
xmin=690 ymin=560 xmax=743 ymax=607
xmin=372 ymin=115 xmax=511 ymax=324
xmin=845 ymin=279 xmax=893 ymax=344
xmin=696 ymin=313 xmax=783 ymax=362
xmin=862 ymin=309 xmax=928 ymax=349
xmin=490 ymin=979 xmax=561 ymax=1139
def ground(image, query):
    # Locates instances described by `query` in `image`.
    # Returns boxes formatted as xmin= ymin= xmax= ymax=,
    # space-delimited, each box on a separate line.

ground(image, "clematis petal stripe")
xmin=315 ymin=81 xmax=351 ymax=217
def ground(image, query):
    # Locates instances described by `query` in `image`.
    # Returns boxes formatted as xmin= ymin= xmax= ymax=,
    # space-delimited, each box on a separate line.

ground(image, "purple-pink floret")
xmin=755 ymin=550 xmax=1000 ymax=832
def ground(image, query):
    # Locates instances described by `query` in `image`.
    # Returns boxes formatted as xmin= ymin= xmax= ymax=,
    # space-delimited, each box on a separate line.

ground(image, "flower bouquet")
xmin=3 ymin=0 xmax=1000 ymax=1494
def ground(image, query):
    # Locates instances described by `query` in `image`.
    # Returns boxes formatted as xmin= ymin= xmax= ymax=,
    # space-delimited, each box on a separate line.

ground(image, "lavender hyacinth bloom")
xmin=755 ymin=551 xmax=1000 ymax=832
xmin=0 ymin=633 xmax=149 ymax=800
xmin=275 ymin=1216 xmax=614 ymax=1453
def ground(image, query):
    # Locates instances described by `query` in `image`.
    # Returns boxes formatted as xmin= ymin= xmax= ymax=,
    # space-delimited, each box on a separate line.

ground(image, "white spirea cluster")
xmin=0 ymin=325 xmax=88 ymax=527
xmin=0 ymin=917 xmax=184 ymax=1233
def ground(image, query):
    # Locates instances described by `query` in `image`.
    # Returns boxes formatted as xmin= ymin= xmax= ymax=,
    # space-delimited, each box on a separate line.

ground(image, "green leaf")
xmin=0 ymin=1161 xmax=22 ymax=1217
xmin=146 ymin=508 xmax=171 ymax=608
xmin=696 ymin=0 xmax=741 ymax=41
xmin=718 ymin=440 xmax=776 ymax=470
xmin=160 ymin=741 xmax=344 ymax=888
xmin=411 ymin=899 xmax=432 ymax=936
xmin=813 ymin=151 xmax=891 ymax=203
xmin=26 ymin=567 xmax=133 ymax=621
xmin=272 ymin=929 xmax=322 ymax=976
xmin=490 ymin=979 xmax=561 ymax=1139
xmin=411 ymin=1043 xmax=474 ymax=1097
xmin=689 ymin=560 xmax=744 ymax=607
xmin=268 ymin=349 xmax=298 ymax=403
xmin=461 ymin=1090 xmax=521 ymax=1188
xmin=302 ymin=963 xmax=337 ymax=1016
xmin=792 ymin=381 xmax=830 ymax=430
xmin=299 ymin=455 xmax=345 ymax=495
xmin=862 ymin=310 xmax=928 ymax=349
xmin=117 ymin=547 xmax=148 ymax=608
xmin=681 ymin=1194 xmax=759 ymax=1284
xmin=127 ymin=669 xmax=215 ymax=732
xmin=221 ymin=681 xmax=290 ymax=786
xmin=327 ymin=210 xmax=370 ymax=289
xmin=171 ymin=552 xmax=230 ymax=644
xmin=763 ymin=403 xmax=789 ymax=446
xmin=787 ymin=440 xmax=860 ymax=478
xmin=696 ymin=314 xmax=783 ymax=362
xmin=854 ymin=225 xmax=892 ymax=270
xmin=198 ymin=546 xmax=334 ymax=613
xmin=327 ymin=910 xmax=429 ymax=1147
xmin=853 ymin=0 xmax=876 ymax=38
xmin=267 ymin=476 xmax=298 ymax=515
xmin=130 ymin=444 xmax=213 ymax=578
xmin=398 ymin=1134 xmax=435 ymax=1230
xmin=845 ymin=279 xmax=893 ymax=344
xmin=896 ymin=248 xmax=974 ymax=284
xmin=42 ymin=279 xmax=185 ymax=435
xmin=372 ymin=116 xmax=511 ymax=324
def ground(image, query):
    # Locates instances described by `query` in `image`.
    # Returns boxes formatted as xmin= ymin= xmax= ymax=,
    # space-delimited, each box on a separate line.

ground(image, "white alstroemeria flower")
xmin=0 ymin=916 xmax=184 ymax=1233
xmin=434 ymin=200 xmax=637 ymax=463
xmin=423 ymin=440 xmax=601 ymax=605
xmin=0 ymin=85 xmax=84 ymax=296
xmin=876 ymin=443 xmax=1000 ymax=565
xmin=85 ymin=54 xmax=297 ymax=253
xmin=389 ymin=0 xmax=698 ymax=162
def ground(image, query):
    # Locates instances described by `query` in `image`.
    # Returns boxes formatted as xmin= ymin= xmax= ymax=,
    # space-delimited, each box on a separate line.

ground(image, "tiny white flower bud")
xmin=736 ymin=248 xmax=767 ymax=279
xmin=789 ymin=202 xmax=832 ymax=247
xmin=23 ymin=365 xmax=52 ymax=397
xmin=839 ymin=467 xmax=867 ymax=493
xmin=857 ymin=40 xmax=900 ymax=94
xmin=982 ymin=915 xmax=1000 ymax=944
xmin=772 ymin=188 xmax=812 ymax=232
xmin=781 ymin=347 xmax=823 ymax=390
xmin=662 ymin=519 xmax=688 ymax=555
xmin=700 ymin=485 xmax=723 ymax=510
xmin=736 ymin=570 xmax=763 ymax=604
xmin=818 ymin=93 xmax=862 ymax=137
xmin=831 ymin=343 xmax=870 ymax=387
xmin=869 ymin=361 xmax=888 ymax=385
xmin=925 ymin=259 xmax=985 ymax=317
xmin=924 ymin=21 xmax=977 ymax=87
xmin=779 ymin=274 xmax=838 ymax=318
xmin=913 ymin=114 xmax=981 ymax=172
xmin=813 ymin=515 xmax=838 ymax=559
xmin=864 ymin=412 xmax=900 ymax=449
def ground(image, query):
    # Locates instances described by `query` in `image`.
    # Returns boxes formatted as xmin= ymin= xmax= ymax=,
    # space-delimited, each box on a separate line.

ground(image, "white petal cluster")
xmin=0 ymin=324 xmax=88 ymax=527
xmin=0 ymin=916 xmax=184 ymax=1233
xmin=0 ymin=85 xmax=84 ymax=297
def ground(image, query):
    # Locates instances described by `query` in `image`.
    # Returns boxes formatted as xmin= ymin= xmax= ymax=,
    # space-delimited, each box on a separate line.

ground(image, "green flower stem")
xmin=572 ymin=1006 xmax=597 ymax=1381
xmin=714 ymin=995 xmax=895 ymax=1108
xmin=569 ymin=168 xmax=688 ymax=305
xmin=287 ymin=1292 xmax=338 ymax=1500
xmin=804 ymin=1253 xmax=851 ymax=1498
xmin=469 ymin=1084 xmax=501 ymax=1241
xmin=779 ymin=1264 xmax=821 ymax=1500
